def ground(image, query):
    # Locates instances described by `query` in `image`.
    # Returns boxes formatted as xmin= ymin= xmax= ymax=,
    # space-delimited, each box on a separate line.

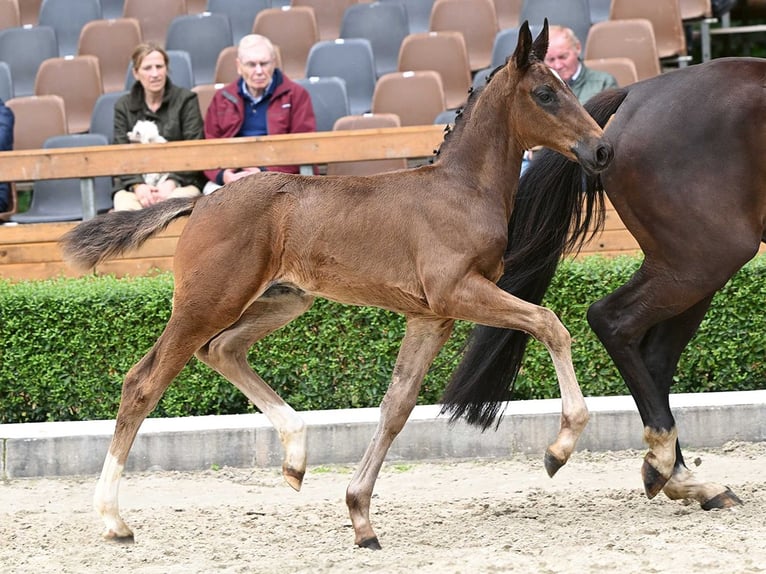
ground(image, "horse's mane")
xmin=431 ymin=62 xmax=506 ymax=161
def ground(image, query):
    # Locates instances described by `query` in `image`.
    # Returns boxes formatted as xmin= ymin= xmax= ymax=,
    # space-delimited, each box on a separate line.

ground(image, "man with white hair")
xmin=544 ymin=25 xmax=617 ymax=104
xmin=203 ymin=34 xmax=316 ymax=192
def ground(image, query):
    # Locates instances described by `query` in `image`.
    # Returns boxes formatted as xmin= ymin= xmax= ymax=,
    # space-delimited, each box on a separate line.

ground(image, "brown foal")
xmin=62 ymin=21 xmax=612 ymax=549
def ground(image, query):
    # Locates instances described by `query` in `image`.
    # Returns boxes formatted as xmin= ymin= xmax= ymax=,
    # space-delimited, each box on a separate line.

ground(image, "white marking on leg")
xmin=94 ymin=453 xmax=133 ymax=539
xmin=643 ymin=426 xmax=678 ymax=479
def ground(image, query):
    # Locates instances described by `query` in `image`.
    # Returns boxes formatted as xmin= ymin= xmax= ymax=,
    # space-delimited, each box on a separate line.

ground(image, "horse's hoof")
xmin=282 ymin=465 xmax=304 ymax=491
xmin=701 ymin=487 xmax=743 ymax=510
xmin=103 ymin=531 xmax=135 ymax=544
xmin=544 ymin=448 xmax=565 ymax=478
xmin=358 ymin=537 xmax=382 ymax=550
xmin=641 ymin=458 xmax=668 ymax=499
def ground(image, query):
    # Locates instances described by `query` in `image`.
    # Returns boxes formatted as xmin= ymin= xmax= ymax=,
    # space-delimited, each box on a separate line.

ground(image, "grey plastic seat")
xmin=205 ymin=0 xmax=270 ymax=44
xmin=125 ymin=50 xmax=195 ymax=91
xmin=296 ymin=76 xmax=349 ymax=132
xmin=100 ymin=0 xmax=125 ymax=19
xmin=38 ymin=0 xmax=102 ymax=57
xmin=165 ymin=13 xmax=233 ymax=86
xmin=89 ymin=91 xmax=127 ymax=144
xmin=0 ymin=25 xmax=58 ymax=97
xmin=519 ymin=0 xmax=592 ymax=47
xmin=380 ymin=0 xmax=433 ymax=33
xmin=305 ymin=38 xmax=376 ymax=115
xmin=433 ymin=108 xmax=459 ymax=125
xmin=339 ymin=2 xmax=409 ymax=78
xmin=490 ymin=24 xmax=543 ymax=68
xmin=11 ymin=133 xmax=114 ymax=223
xmin=0 ymin=61 xmax=12 ymax=102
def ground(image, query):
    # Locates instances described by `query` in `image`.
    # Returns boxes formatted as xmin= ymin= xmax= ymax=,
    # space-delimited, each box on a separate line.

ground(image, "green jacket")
xmin=569 ymin=64 xmax=618 ymax=104
xmin=113 ymin=79 xmax=204 ymax=192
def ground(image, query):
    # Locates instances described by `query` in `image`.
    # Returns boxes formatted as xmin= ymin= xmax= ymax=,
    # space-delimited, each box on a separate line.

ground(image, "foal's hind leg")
xmin=346 ymin=316 xmax=454 ymax=549
xmin=195 ymin=285 xmax=315 ymax=490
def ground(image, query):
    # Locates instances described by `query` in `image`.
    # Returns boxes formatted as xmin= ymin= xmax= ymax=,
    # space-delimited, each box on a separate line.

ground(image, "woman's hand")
xmin=222 ymin=167 xmax=261 ymax=184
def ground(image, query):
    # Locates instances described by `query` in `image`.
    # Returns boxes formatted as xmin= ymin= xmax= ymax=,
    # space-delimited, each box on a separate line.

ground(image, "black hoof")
xmin=641 ymin=458 xmax=667 ymax=499
xmin=701 ymin=487 xmax=743 ymax=510
xmin=544 ymin=449 xmax=565 ymax=478
xmin=358 ymin=537 xmax=382 ymax=550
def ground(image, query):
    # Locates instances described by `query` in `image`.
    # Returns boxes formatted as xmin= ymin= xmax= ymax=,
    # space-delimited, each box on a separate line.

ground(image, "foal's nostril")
xmin=595 ymin=142 xmax=614 ymax=168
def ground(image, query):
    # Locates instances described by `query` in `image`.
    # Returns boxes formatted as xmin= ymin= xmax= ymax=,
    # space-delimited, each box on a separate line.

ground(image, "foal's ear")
xmin=531 ymin=18 xmax=550 ymax=62
xmin=513 ymin=20 xmax=533 ymax=71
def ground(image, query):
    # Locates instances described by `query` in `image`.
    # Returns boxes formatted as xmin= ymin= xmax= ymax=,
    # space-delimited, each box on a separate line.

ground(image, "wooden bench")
xmin=0 ymin=126 xmax=642 ymax=281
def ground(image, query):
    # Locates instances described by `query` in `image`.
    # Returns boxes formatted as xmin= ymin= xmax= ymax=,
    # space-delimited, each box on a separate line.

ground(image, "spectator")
xmin=203 ymin=34 xmax=316 ymax=194
xmin=522 ymin=25 xmax=618 ymax=174
xmin=0 ymin=98 xmax=13 ymax=214
xmin=544 ymin=25 xmax=618 ymax=104
xmin=112 ymin=43 xmax=205 ymax=211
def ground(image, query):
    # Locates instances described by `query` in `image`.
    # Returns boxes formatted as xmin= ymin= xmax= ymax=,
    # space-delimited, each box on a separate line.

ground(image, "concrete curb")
xmin=2 ymin=390 xmax=765 ymax=478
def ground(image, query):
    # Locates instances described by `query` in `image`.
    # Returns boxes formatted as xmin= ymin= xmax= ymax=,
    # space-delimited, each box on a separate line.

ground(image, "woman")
xmin=113 ymin=43 xmax=204 ymax=211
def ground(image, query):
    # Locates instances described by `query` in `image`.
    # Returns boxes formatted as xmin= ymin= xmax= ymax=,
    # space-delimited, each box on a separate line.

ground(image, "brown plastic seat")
xmin=493 ymin=0 xmax=522 ymax=29
xmin=584 ymin=19 xmax=662 ymax=81
xmin=252 ymin=6 xmax=318 ymax=79
xmin=123 ymin=0 xmax=186 ymax=46
xmin=5 ymin=94 xmax=68 ymax=150
xmin=326 ymin=113 xmax=407 ymax=176
xmin=186 ymin=0 xmax=205 ymax=13
xmin=17 ymin=0 xmax=40 ymax=25
xmin=680 ymin=0 xmax=712 ymax=20
xmin=372 ymin=70 xmax=446 ymax=127
xmin=291 ymin=0 xmax=356 ymax=41
xmin=429 ymin=0 xmax=499 ymax=71
xmin=610 ymin=0 xmax=689 ymax=64
xmin=34 ymin=55 xmax=103 ymax=133
xmin=78 ymin=18 xmax=143 ymax=94
xmin=0 ymin=0 xmax=20 ymax=30
xmin=397 ymin=31 xmax=471 ymax=109
xmin=584 ymin=57 xmax=639 ymax=87
xmin=192 ymin=83 xmax=223 ymax=117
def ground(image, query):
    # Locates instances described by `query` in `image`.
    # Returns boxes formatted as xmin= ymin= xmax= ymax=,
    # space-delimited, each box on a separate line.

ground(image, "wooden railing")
xmin=0 ymin=126 xmax=641 ymax=281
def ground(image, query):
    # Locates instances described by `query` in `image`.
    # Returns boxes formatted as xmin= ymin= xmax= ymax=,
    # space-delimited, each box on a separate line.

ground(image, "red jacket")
xmin=204 ymin=72 xmax=316 ymax=181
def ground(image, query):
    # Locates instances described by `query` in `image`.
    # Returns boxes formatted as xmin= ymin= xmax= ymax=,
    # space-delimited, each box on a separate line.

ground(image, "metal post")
xmin=80 ymin=177 xmax=97 ymax=220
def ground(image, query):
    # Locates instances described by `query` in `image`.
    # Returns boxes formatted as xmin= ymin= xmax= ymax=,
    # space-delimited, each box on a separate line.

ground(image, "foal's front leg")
xmin=346 ymin=316 xmax=454 ymax=549
xmin=436 ymin=274 xmax=589 ymax=474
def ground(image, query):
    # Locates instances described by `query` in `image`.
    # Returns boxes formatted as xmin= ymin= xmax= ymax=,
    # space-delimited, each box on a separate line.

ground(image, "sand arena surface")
xmin=1 ymin=441 xmax=765 ymax=573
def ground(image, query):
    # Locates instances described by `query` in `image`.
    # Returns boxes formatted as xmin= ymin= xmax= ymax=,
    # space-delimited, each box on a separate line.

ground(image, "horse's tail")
xmin=440 ymin=88 xmax=629 ymax=430
xmin=60 ymin=196 xmax=199 ymax=271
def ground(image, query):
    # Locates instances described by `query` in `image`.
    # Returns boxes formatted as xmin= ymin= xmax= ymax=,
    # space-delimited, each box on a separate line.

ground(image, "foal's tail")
xmin=61 ymin=196 xmax=199 ymax=270
xmin=440 ymin=88 xmax=629 ymax=430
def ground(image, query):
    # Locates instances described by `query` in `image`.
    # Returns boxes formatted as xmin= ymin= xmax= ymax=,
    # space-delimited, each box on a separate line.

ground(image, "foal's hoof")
xmin=701 ymin=487 xmax=743 ymax=510
xmin=358 ymin=536 xmax=382 ymax=550
xmin=103 ymin=531 xmax=135 ymax=544
xmin=282 ymin=464 xmax=305 ymax=492
xmin=544 ymin=448 xmax=565 ymax=478
xmin=641 ymin=458 xmax=668 ymax=499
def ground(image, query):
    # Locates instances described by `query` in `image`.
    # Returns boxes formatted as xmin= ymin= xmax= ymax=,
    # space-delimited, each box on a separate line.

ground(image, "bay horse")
xmin=60 ymin=22 xmax=612 ymax=549
xmin=442 ymin=57 xmax=766 ymax=511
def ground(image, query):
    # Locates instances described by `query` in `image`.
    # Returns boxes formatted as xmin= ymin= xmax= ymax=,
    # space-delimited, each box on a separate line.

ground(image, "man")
xmin=544 ymin=25 xmax=617 ymax=104
xmin=203 ymin=34 xmax=316 ymax=193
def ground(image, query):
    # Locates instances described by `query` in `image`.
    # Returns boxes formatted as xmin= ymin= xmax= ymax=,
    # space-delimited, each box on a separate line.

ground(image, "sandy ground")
xmin=1 ymin=441 xmax=765 ymax=574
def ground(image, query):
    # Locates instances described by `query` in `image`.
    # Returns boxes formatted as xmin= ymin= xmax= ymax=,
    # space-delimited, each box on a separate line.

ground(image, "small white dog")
xmin=127 ymin=120 xmax=169 ymax=187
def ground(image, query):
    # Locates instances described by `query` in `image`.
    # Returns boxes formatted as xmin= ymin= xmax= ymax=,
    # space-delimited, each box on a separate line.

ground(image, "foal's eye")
xmin=534 ymin=87 xmax=556 ymax=104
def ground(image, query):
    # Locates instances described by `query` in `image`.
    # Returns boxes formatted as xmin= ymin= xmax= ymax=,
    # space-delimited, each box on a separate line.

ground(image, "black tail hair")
xmin=440 ymin=87 xmax=629 ymax=430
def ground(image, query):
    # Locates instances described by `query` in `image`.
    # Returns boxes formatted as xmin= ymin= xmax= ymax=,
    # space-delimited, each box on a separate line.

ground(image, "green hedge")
xmin=1 ymin=254 xmax=764 ymax=424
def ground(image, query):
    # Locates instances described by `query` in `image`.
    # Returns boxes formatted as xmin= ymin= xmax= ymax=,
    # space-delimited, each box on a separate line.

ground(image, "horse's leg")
xmin=586 ymin=266 xmax=743 ymax=500
xmin=432 ymin=274 xmax=589 ymax=474
xmin=195 ymin=285 xmax=315 ymax=490
xmin=346 ymin=316 xmax=454 ymax=549
xmin=95 ymin=319 xmax=220 ymax=541
xmin=639 ymin=296 xmax=743 ymax=509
